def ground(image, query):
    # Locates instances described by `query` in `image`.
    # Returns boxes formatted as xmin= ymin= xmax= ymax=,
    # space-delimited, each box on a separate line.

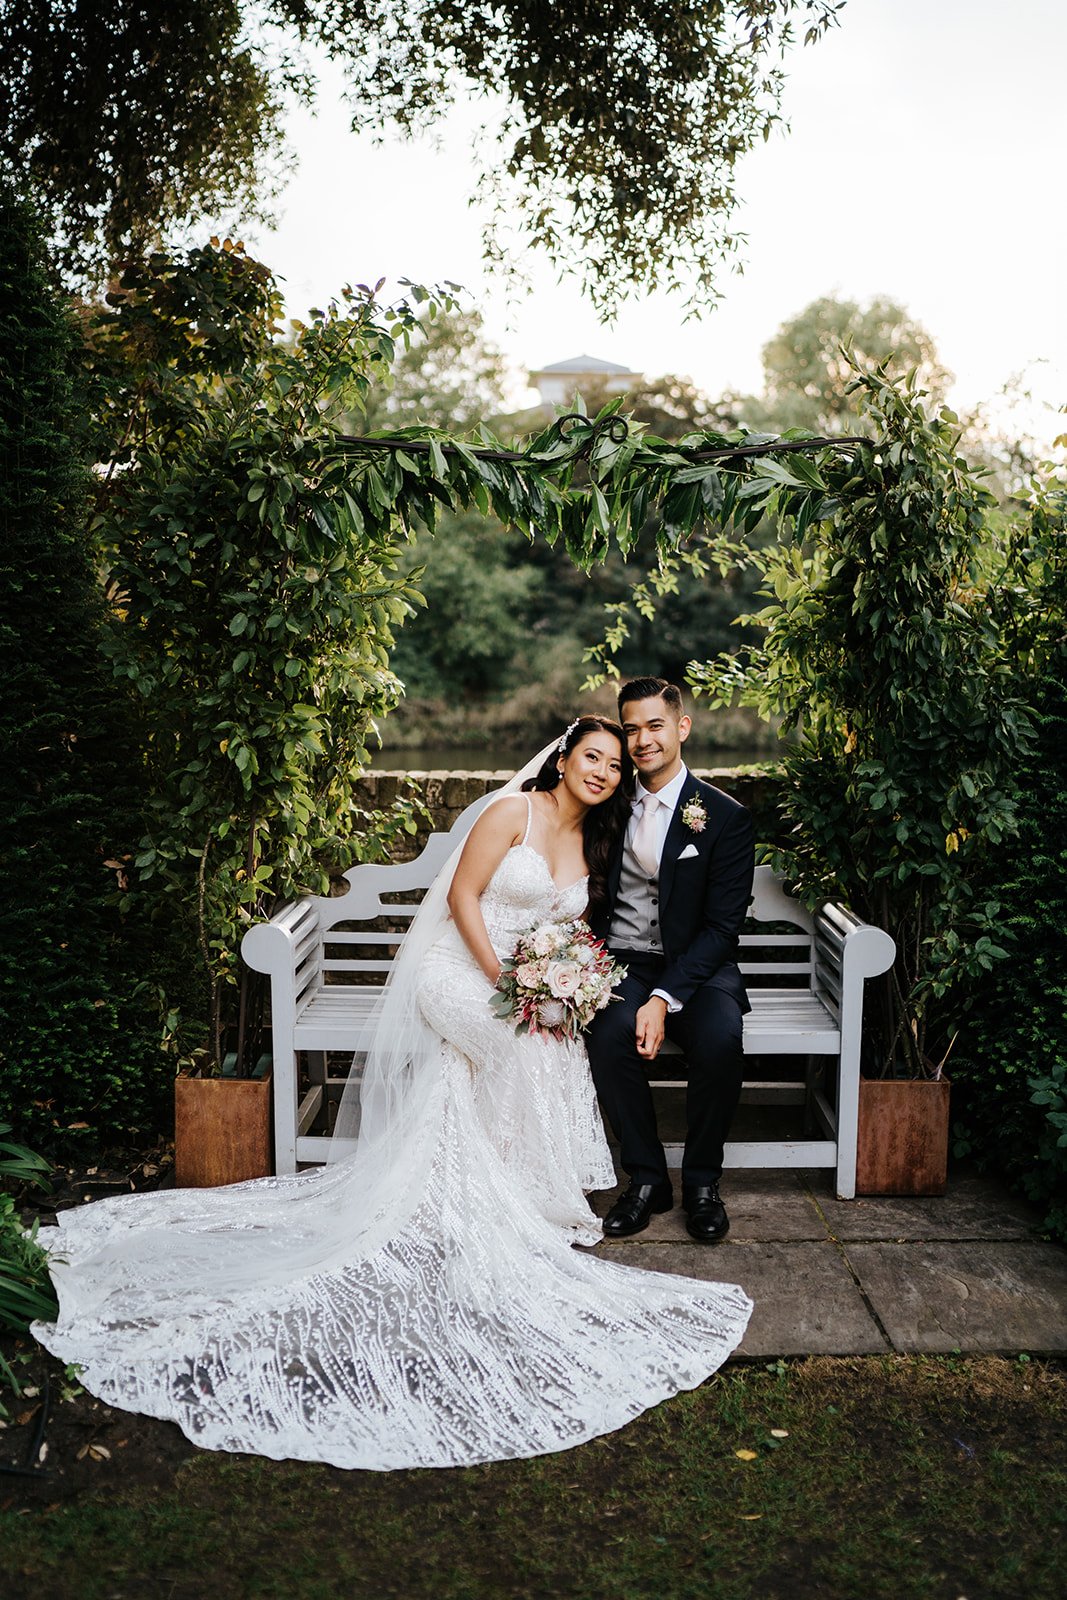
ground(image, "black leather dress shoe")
xmin=602 ymin=1181 xmax=674 ymax=1238
xmin=683 ymin=1184 xmax=729 ymax=1244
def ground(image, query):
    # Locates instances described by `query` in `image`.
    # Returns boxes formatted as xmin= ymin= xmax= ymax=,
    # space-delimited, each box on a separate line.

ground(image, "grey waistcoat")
xmin=608 ymin=835 xmax=663 ymax=953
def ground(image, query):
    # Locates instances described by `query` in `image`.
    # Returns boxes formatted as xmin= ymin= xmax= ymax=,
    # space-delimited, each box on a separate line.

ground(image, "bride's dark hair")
xmin=521 ymin=715 xmax=633 ymax=914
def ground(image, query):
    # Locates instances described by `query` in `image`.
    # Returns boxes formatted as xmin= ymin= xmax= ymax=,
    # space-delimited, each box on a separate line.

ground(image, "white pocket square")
xmin=678 ymin=843 xmax=700 ymax=860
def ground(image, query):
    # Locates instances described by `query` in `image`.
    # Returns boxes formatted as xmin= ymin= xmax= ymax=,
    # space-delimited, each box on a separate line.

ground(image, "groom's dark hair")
xmin=617 ymin=677 xmax=684 ymax=718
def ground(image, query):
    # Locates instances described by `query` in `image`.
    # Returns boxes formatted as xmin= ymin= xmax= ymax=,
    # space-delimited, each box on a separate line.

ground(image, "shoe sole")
xmin=684 ymin=1221 xmax=730 ymax=1244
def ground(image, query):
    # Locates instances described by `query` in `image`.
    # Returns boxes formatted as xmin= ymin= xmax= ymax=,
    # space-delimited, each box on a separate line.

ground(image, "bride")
xmin=33 ymin=715 xmax=752 ymax=1470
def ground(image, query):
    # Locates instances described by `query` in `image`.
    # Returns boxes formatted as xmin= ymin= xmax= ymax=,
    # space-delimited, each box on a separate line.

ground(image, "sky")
xmin=251 ymin=0 xmax=1067 ymax=442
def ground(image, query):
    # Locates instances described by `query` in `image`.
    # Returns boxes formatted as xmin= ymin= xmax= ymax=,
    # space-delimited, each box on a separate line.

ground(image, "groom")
xmin=587 ymin=678 xmax=755 ymax=1243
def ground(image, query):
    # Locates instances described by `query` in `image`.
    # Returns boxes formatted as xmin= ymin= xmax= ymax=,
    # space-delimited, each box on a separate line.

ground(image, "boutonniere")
xmin=681 ymin=797 xmax=707 ymax=834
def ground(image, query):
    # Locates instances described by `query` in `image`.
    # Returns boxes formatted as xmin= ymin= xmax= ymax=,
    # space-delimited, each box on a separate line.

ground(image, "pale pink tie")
xmin=631 ymin=793 xmax=661 ymax=879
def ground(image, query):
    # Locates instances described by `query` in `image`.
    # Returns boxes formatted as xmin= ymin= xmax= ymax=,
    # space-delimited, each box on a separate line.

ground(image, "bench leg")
xmin=835 ymin=1050 xmax=859 ymax=1201
xmin=273 ymin=1051 xmax=299 ymax=1175
xmin=803 ymin=1053 xmax=818 ymax=1136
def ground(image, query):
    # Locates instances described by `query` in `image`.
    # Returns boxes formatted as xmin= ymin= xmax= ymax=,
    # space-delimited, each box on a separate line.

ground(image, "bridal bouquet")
xmin=490 ymin=920 xmax=625 ymax=1042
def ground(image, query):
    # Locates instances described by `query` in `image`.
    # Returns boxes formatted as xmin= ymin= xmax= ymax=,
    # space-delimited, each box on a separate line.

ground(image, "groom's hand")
xmin=635 ymin=997 xmax=668 ymax=1060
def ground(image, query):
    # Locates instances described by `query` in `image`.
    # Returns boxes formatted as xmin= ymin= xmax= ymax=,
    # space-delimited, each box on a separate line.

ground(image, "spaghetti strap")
xmin=521 ymin=793 xmax=534 ymax=847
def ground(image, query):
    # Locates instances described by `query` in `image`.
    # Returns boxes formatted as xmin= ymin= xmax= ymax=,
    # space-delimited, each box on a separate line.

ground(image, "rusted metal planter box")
xmin=174 ymin=1074 xmax=273 ymax=1188
xmin=856 ymin=1077 xmax=950 ymax=1196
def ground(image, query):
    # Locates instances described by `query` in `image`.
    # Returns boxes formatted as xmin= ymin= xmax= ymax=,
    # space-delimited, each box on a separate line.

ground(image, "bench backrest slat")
xmin=739 ymin=962 xmax=814 ymax=977
xmin=322 ymin=960 xmax=397 ymax=974
xmin=294 ymin=958 xmax=323 ymax=1008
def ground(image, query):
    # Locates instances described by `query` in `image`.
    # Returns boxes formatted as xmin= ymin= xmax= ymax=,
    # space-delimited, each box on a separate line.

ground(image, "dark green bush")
xmin=0 ymin=182 xmax=170 ymax=1147
xmin=951 ymin=673 xmax=1067 ymax=1241
xmin=689 ymin=368 xmax=1026 ymax=1076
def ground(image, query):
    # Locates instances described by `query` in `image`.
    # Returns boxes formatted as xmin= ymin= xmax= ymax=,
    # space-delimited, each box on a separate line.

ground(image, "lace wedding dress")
xmin=33 ymin=802 xmax=752 ymax=1470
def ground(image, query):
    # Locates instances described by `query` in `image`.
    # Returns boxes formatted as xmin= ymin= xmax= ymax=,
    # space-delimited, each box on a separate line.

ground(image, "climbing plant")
xmin=87 ymin=246 xmax=444 ymax=1069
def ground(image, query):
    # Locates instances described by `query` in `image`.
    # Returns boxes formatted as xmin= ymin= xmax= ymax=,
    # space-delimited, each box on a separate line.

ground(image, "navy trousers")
xmin=586 ymin=950 xmax=746 ymax=1190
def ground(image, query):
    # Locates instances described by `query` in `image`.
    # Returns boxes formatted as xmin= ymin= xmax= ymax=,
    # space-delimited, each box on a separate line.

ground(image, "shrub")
xmin=689 ymin=365 xmax=1029 ymax=1075
xmin=83 ymin=244 xmax=454 ymax=1069
xmin=0 ymin=181 xmax=169 ymax=1146
xmin=950 ymin=682 xmax=1067 ymax=1240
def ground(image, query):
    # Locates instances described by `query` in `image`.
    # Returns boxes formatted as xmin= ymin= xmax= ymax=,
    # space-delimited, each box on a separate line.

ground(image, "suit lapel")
xmin=658 ymin=772 xmax=700 ymax=913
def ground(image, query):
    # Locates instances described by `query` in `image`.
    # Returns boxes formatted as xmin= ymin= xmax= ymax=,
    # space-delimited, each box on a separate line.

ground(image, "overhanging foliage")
xmin=2 ymin=1 xmax=842 ymax=306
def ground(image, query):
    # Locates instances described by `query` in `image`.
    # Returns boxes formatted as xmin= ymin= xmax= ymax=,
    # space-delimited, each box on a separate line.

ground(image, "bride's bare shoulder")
xmin=467 ymin=792 xmax=529 ymax=847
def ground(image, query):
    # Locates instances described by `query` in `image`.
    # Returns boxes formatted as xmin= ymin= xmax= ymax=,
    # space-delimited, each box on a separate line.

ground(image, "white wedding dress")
xmin=33 ymin=802 xmax=752 ymax=1470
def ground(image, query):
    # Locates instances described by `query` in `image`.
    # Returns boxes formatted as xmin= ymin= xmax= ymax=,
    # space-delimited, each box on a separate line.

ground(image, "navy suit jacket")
xmin=592 ymin=771 xmax=755 ymax=1013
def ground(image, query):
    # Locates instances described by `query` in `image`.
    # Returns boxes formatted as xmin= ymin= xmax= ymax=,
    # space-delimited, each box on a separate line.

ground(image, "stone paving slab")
xmin=845 ymin=1240 xmax=1067 ymax=1354
xmin=598 ymin=1238 xmax=889 ymax=1357
xmin=808 ymin=1174 xmax=1045 ymax=1243
xmin=587 ymin=1166 xmax=1067 ymax=1356
xmin=590 ymin=1170 xmax=828 ymax=1243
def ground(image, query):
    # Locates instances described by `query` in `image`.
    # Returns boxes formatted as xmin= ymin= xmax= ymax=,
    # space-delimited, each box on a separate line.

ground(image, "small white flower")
xmin=536 ymin=999 xmax=567 ymax=1029
xmin=515 ymin=960 xmax=545 ymax=989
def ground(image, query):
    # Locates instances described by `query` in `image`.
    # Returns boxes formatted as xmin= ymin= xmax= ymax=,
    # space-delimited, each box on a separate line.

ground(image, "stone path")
xmin=591 ymin=1170 xmax=1067 ymax=1358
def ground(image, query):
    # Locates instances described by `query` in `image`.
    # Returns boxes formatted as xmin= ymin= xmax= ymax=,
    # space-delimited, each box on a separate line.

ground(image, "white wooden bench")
xmin=241 ymin=791 xmax=895 ymax=1199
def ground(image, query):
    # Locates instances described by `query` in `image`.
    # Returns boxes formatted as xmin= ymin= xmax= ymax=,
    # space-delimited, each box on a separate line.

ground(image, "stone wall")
xmin=355 ymin=767 xmax=788 ymax=857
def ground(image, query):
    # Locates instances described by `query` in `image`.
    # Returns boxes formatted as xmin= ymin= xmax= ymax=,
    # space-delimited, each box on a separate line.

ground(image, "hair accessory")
xmin=556 ymin=717 xmax=581 ymax=755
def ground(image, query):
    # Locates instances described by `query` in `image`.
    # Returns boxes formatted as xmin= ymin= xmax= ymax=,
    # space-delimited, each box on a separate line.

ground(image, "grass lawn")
xmin=2 ymin=1353 xmax=1064 ymax=1600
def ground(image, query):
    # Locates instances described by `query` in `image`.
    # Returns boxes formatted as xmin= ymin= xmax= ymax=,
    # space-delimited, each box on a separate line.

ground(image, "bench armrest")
xmin=241 ymin=899 xmax=322 ymax=1008
xmin=242 ymin=913 xmax=299 ymax=979
xmin=820 ymin=900 xmax=896 ymax=982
